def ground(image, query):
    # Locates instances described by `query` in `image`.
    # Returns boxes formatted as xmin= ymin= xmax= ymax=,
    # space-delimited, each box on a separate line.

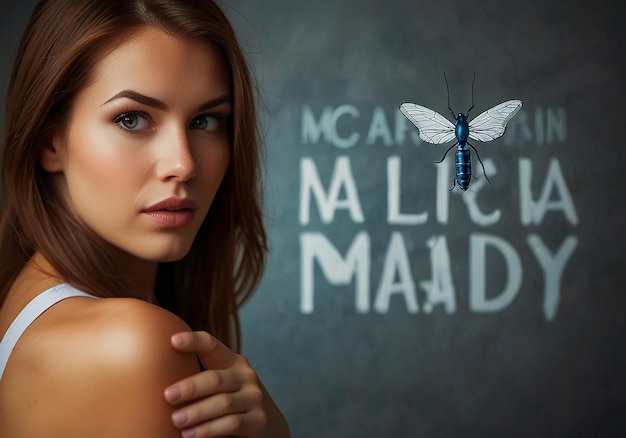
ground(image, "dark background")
xmin=2 ymin=1 xmax=625 ymax=437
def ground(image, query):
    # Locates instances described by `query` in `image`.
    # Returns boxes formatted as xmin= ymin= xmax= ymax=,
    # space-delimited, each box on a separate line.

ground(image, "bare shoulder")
xmin=82 ymin=297 xmax=193 ymax=360
xmin=1 ymin=297 xmax=199 ymax=437
xmin=65 ymin=298 xmax=200 ymax=435
xmin=64 ymin=297 xmax=196 ymax=367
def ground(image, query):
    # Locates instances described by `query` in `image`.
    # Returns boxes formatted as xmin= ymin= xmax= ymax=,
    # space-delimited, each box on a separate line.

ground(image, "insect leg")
xmin=435 ymin=142 xmax=458 ymax=164
xmin=444 ymin=70 xmax=456 ymax=120
xmin=467 ymin=142 xmax=492 ymax=185
xmin=449 ymin=178 xmax=457 ymax=191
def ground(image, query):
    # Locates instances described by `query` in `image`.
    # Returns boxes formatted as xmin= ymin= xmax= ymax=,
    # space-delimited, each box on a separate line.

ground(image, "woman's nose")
xmin=156 ymin=127 xmax=197 ymax=182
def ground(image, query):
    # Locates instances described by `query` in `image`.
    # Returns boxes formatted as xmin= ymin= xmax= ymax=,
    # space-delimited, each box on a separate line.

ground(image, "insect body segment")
xmin=455 ymin=147 xmax=471 ymax=190
xmin=400 ymin=73 xmax=522 ymax=191
xmin=455 ymin=113 xmax=469 ymax=144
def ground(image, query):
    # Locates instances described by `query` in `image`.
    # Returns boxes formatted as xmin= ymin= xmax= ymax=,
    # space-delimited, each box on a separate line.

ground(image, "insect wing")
xmin=468 ymin=99 xmax=522 ymax=142
xmin=400 ymin=103 xmax=456 ymax=144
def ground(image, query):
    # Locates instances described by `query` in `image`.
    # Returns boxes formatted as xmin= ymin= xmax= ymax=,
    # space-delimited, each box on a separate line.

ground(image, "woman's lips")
xmin=143 ymin=197 xmax=198 ymax=228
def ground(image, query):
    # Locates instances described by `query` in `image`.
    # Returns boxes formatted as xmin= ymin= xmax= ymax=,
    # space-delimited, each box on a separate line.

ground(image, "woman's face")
xmin=44 ymin=26 xmax=232 ymax=266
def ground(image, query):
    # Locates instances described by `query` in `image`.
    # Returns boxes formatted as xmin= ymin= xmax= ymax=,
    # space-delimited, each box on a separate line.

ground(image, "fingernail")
xmin=182 ymin=427 xmax=197 ymax=438
xmin=172 ymin=411 xmax=188 ymax=427
xmin=172 ymin=334 xmax=185 ymax=347
xmin=165 ymin=387 xmax=182 ymax=402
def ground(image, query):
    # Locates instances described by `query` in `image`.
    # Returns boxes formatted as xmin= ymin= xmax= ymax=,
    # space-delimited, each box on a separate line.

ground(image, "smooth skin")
xmin=0 ymin=26 xmax=288 ymax=437
xmin=0 ymin=255 xmax=200 ymax=437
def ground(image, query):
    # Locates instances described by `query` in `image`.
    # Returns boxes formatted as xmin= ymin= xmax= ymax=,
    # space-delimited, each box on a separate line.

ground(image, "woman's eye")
xmin=191 ymin=114 xmax=223 ymax=131
xmin=113 ymin=112 xmax=150 ymax=131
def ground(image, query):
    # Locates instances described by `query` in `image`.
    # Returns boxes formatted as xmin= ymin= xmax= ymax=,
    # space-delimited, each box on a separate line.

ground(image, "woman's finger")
xmin=165 ymin=368 xmax=241 ymax=405
xmin=181 ymin=409 xmax=268 ymax=438
xmin=171 ymin=386 xmax=260 ymax=429
xmin=171 ymin=331 xmax=236 ymax=369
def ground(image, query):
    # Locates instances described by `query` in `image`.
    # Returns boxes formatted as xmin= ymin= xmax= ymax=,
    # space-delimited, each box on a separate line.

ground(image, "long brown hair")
xmin=0 ymin=0 xmax=267 ymax=350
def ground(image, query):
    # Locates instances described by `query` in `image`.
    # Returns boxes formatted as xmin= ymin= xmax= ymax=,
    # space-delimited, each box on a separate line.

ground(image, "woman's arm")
xmin=55 ymin=299 xmax=200 ymax=437
xmin=166 ymin=331 xmax=291 ymax=438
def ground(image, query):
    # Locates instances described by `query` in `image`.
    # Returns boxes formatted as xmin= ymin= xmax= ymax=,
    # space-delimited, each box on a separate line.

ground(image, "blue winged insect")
xmin=400 ymin=72 xmax=522 ymax=191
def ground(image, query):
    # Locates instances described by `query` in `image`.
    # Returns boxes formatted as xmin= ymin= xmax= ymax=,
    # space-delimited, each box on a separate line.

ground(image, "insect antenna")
xmin=467 ymin=70 xmax=476 ymax=115
xmin=443 ymin=70 xmax=456 ymax=120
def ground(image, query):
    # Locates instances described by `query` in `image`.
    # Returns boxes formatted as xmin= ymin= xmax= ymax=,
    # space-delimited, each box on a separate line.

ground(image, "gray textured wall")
xmin=2 ymin=1 xmax=625 ymax=437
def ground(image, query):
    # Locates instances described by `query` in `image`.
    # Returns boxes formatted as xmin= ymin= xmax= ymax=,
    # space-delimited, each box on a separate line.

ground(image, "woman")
xmin=0 ymin=0 xmax=289 ymax=436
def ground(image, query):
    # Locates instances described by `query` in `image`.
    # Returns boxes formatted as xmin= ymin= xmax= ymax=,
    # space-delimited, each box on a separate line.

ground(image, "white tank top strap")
xmin=0 ymin=283 xmax=99 ymax=380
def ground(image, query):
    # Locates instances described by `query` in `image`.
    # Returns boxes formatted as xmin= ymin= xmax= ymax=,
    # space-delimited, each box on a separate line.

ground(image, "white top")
xmin=0 ymin=284 xmax=98 ymax=380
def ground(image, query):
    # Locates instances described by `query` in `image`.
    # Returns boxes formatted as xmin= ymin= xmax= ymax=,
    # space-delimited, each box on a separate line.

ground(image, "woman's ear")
xmin=37 ymin=126 xmax=65 ymax=173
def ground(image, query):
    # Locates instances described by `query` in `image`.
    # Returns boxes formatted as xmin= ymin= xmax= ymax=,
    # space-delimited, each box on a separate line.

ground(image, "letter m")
xmin=300 ymin=232 xmax=370 ymax=314
xmin=301 ymin=105 xmax=332 ymax=144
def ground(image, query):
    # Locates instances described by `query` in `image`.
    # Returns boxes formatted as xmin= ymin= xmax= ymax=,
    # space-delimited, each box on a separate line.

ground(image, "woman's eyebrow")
xmin=102 ymin=90 xmax=166 ymax=110
xmin=102 ymin=90 xmax=231 ymax=112
xmin=196 ymin=95 xmax=232 ymax=112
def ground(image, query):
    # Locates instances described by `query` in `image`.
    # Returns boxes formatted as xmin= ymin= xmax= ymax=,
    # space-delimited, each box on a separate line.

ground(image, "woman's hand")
xmin=165 ymin=331 xmax=290 ymax=438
